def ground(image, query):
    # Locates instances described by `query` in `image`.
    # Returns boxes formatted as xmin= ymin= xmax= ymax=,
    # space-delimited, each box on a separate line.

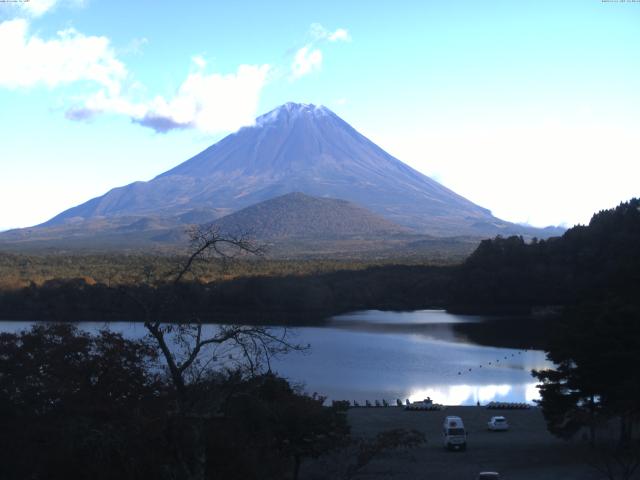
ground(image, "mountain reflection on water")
xmin=326 ymin=309 xmax=482 ymax=344
xmin=0 ymin=310 xmax=552 ymax=405
xmin=269 ymin=310 xmax=552 ymax=405
xmin=326 ymin=309 xmax=552 ymax=350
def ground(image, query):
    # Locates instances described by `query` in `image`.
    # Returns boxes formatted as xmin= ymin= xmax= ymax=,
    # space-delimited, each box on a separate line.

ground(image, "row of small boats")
xmin=333 ymin=398 xmax=446 ymax=410
xmin=485 ymin=401 xmax=531 ymax=409
xmin=332 ymin=399 xmax=532 ymax=409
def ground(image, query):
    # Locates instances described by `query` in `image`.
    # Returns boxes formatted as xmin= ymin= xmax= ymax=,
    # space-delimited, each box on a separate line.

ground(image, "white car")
xmin=443 ymin=416 xmax=467 ymax=450
xmin=487 ymin=416 xmax=509 ymax=431
xmin=477 ymin=473 xmax=500 ymax=480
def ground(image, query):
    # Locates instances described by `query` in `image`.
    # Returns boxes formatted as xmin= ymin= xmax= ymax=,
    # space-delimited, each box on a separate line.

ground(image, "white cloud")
xmin=328 ymin=28 xmax=350 ymax=42
xmin=309 ymin=23 xmax=351 ymax=42
xmin=136 ymin=64 xmax=271 ymax=133
xmin=75 ymin=89 xmax=147 ymax=119
xmin=120 ymin=37 xmax=148 ymax=56
xmin=20 ymin=0 xmax=58 ymax=16
xmin=291 ymin=45 xmax=322 ymax=78
xmin=74 ymin=63 xmax=271 ymax=133
xmin=0 ymin=17 xmax=292 ymax=135
xmin=0 ymin=19 xmax=126 ymax=95
xmin=309 ymin=23 xmax=327 ymax=40
xmin=0 ymin=19 xmax=270 ymax=134
xmin=191 ymin=55 xmax=207 ymax=69
xmin=17 ymin=0 xmax=85 ymax=17
xmin=289 ymin=24 xmax=348 ymax=80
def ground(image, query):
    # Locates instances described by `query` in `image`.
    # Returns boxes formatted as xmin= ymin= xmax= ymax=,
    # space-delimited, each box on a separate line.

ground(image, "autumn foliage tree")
xmin=0 ymin=324 xmax=166 ymax=480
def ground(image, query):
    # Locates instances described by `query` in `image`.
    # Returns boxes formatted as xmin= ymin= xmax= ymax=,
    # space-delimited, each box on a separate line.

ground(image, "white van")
xmin=443 ymin=415 xmax=467 ymax=450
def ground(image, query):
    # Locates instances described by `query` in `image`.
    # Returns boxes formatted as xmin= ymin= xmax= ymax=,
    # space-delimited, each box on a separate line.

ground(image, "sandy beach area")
xmin=306 ymin=406 xmax=601 ymax=479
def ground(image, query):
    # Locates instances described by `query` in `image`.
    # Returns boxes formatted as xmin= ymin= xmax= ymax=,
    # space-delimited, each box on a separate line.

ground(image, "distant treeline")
xmin=0 ymin=253 xmax=453 ymax=290
xmin=0 ymin=264 xmax=453 ymax=324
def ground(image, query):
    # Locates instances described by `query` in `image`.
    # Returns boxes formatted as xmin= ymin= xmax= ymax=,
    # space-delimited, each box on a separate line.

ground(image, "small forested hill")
xmin=211 ymin=192 xmax=410 ymax=239
xmin=450 ymin=198 xmax=640 ymax=311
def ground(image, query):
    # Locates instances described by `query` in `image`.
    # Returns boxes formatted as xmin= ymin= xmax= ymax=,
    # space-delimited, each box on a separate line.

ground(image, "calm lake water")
xmin=0 ymin=310 xmax=551 ymax=405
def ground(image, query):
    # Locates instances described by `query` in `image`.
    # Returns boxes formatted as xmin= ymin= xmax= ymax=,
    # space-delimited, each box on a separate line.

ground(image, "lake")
xmin=0 ymin=309 xmax=552 ymax=406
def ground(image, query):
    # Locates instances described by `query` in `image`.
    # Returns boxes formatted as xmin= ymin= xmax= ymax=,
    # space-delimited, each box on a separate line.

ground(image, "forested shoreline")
xmin=1 ymin=199 xmax=638 ymax=324
xmin=0 ymin=264 xmax=453 ymax=324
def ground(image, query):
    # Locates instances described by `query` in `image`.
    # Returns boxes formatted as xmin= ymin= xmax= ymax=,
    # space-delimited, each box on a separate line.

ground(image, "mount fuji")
xmin=3 ymin=102 xmax=562 ymax=250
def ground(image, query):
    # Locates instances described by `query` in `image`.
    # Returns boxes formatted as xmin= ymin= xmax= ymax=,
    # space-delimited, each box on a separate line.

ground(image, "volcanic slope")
xmin=36 ymin=102 xmax=563 ymax=238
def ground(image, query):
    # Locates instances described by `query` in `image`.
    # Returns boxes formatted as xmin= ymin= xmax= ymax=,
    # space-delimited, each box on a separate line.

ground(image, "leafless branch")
xmin=135 ymin=224 xmax=304 ymax=402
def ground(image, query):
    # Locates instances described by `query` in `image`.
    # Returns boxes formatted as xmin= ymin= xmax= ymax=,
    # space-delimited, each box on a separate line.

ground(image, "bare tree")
xmin=122 ymin=225 xmax=307 ymax=480
xmin=127 ymin=225 xmax=305 ymax=401
xmin=588 ymin=441 xmax=640 ymax=480
xmin=585 ymin=414 xmax=640 ymax=480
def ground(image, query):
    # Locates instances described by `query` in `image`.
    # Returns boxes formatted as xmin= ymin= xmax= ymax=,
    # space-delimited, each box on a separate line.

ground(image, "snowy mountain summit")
xmin=255 ymin=102 xmax=332 ymax=127
xmin=38 ymin=102 xmax=560 ymax=238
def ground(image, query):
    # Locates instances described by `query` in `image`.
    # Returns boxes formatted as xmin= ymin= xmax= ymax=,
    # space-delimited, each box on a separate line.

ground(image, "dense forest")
xmin=449 ymin=198 xmax=640 ymax=312
xmin=0 ymin=254 xmax=443 ymax=290
xmin=0 ymin=251 xmax=455 ymax=323
xmin=0 ymin=263 xmax=452 ymax=324
xmin=0 ymin=199 xmax=638 ymax=324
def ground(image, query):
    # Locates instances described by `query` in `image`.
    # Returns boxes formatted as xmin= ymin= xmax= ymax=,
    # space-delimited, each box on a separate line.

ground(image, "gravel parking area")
xmin=311 ymin=406 xmax=601 ymax=480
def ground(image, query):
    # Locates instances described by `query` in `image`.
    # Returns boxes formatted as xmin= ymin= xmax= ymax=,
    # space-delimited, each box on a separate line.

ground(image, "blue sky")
xmin=1 ymin=0 xmax=639 ymax=230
